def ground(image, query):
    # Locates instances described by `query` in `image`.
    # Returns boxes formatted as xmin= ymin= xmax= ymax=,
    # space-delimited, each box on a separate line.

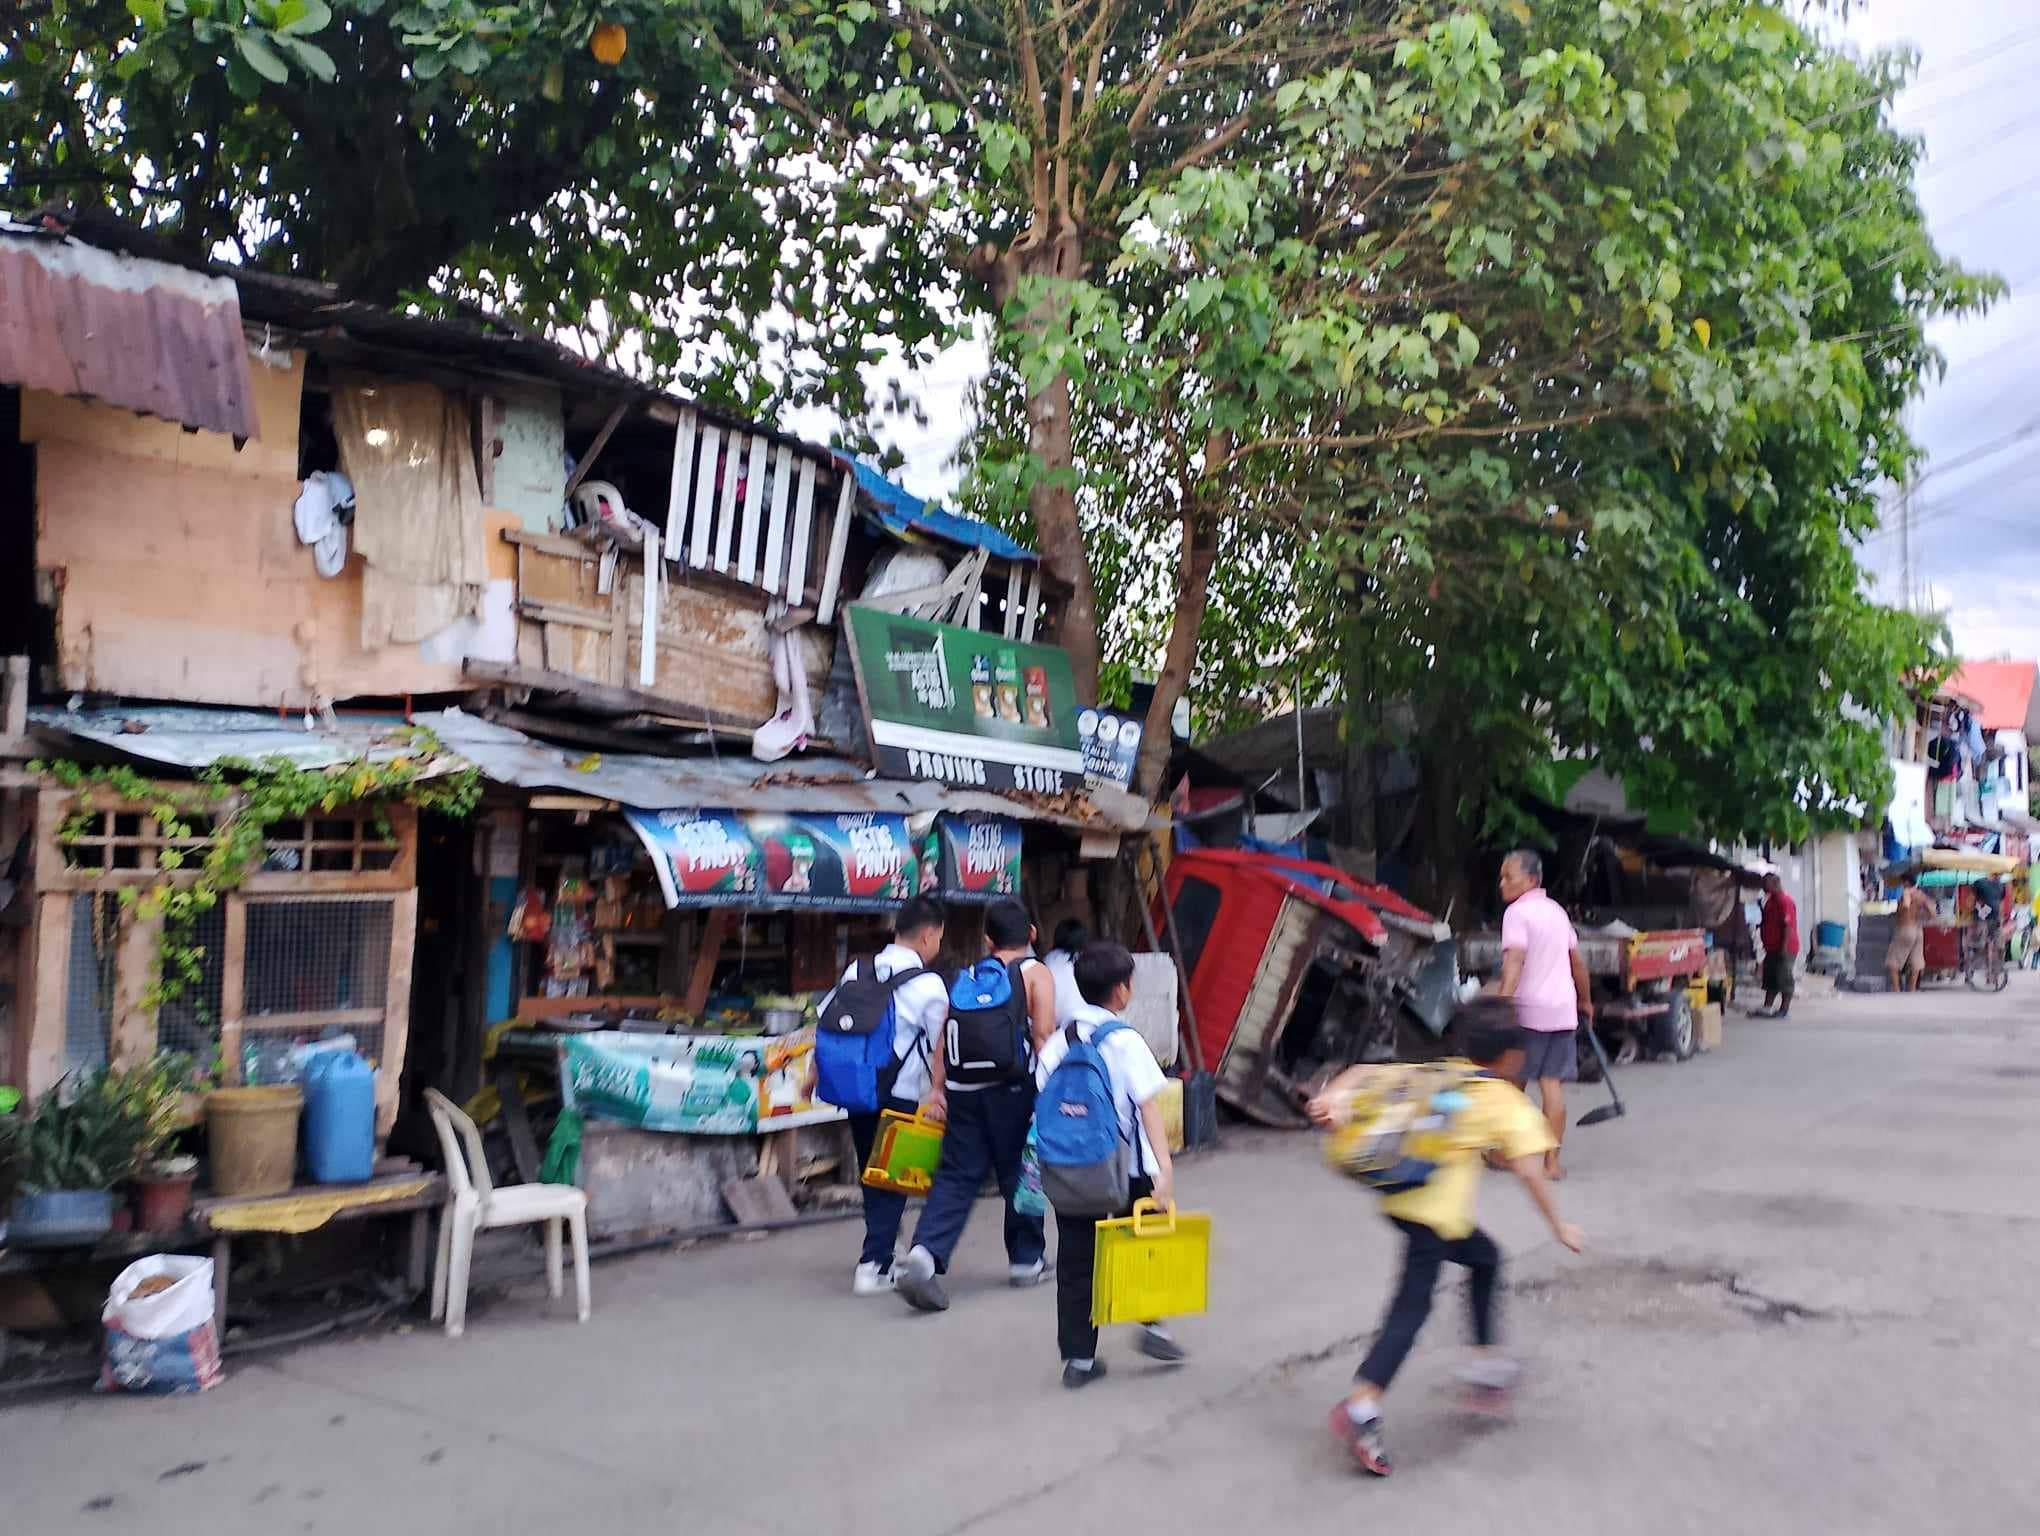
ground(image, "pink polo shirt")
xmin=1501 ymin=886 xmax=1581 ymax=1033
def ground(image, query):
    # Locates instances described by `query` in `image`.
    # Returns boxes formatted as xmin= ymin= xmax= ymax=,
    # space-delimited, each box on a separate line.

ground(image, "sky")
xmin=1836 ymin=0 xmax=2040 ymax=660
xmin=805 ymin=3 xmax=2040 ymax=663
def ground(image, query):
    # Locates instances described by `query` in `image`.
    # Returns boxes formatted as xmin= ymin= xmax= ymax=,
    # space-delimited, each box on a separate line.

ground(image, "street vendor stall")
xmin=482 ymin=800 xmax=1034 ymax=1237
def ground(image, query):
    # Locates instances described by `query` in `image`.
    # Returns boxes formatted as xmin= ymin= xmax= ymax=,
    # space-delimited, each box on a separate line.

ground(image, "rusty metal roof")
xmin=28 ymin=705 xmax=1149 ymax=832
xmin=0 ymin=224 xmax=260 ymax=440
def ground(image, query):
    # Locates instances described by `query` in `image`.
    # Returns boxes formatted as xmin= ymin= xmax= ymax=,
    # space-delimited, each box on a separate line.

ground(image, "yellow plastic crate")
xmin=1091 ymin=1199 xmax=1211 ymax=1326
xmin=1155 ymin=1077 xmax=1185 ymax=1154
xmin=861 ymin=1109 xmax=943 ymax=1196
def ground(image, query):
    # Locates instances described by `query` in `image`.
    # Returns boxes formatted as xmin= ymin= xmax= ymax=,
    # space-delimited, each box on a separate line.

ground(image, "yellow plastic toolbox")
xmin=1091 ymin=1199 xmax=1211 ymax=1326
xmin=860 ymin=1109 xmax=944 ymax=1195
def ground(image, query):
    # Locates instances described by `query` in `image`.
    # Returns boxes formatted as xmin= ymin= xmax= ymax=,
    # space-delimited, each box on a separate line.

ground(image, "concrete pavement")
xmin=7 ymin=977 xmax=2037 ymax=1534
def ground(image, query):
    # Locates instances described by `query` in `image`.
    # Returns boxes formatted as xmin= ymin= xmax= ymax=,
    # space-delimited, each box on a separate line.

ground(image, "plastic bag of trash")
xmin=99 ymin=1255 xmax=223 ymax=1394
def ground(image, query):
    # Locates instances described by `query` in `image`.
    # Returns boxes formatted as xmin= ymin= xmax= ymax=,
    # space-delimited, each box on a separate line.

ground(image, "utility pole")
xmin=1899 ymin=473 xmax=1913 ymax=611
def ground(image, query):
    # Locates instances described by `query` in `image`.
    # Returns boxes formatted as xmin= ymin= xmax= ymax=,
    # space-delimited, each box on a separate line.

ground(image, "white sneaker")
xmin=1008 ymin=1258 xmax=1054 ymax=1288
xmin=853 ymin=1262 xmax=896 ymax=1296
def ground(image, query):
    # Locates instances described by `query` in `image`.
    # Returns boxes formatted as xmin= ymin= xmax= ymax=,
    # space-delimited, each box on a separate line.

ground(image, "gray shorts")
xmin=1519 ymin=1026 xmax=1578 ymax=1083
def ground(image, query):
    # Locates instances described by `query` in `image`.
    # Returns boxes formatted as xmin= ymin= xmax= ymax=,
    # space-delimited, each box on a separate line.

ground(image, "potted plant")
xmin=0 ymin=1072 xmax=149 ymax=1248
xmin=127 ymin=1051 xmax=202 ymax=1231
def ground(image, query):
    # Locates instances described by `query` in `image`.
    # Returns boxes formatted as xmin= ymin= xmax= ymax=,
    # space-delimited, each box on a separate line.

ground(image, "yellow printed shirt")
xmin=1377 ymin=1069 xmax=1555 ymax=1240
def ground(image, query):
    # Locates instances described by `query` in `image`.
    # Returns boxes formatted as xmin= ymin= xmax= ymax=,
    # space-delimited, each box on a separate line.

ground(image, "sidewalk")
xmin=8 ymin=983 xmax=2039 ymax=1534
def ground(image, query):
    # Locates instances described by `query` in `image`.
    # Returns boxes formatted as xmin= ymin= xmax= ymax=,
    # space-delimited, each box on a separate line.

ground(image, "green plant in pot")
xmin=1 ymin=1055 xmax=193 ymax=1248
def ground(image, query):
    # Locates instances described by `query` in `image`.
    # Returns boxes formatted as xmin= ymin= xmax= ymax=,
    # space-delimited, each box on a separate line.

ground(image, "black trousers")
xmin=1356 ymin=1218 xmax=1501 ymax=1390
xmin=1054 ymin=1175 xmax=1154 ymax=1362
xmin=910 ymin=1080 xmax=1045 ymax=1272
xmin=846 ymin=1093 xmax=921 ymax=1269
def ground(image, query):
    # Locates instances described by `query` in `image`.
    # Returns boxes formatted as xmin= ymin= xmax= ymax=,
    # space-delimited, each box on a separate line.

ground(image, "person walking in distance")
xmin=1886 ymin=879 xmax=1929 ymax=994
xmin=817 ymin=896 xmax=950 ymax=1296
xmin=1757 ymin=872 xmax=1800 ymax=1019
xmin=895 ymin=899 xmax=1058 ymax=1312
xmin=1042 ymin=918 xmax=1089 ymax=1026
xmin=1495 ymin=850 xmax=1591 ymax=1181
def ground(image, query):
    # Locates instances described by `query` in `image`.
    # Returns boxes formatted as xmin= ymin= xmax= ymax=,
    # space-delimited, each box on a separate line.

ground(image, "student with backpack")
xmin=894 ymin=899 xmax=1057 ymax=1313
xmin=1308 ymin=997 xmax=1584 ymax=1478
xmin=816 ymin=896 xmax=950 ymax=1296
xmin=1033 ymin=940 xmax=1184 ymax=1387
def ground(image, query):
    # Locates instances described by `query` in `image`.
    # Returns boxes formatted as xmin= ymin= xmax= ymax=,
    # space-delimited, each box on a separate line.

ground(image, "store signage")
xmin=1077 ymin=706 xmax=1144 ymax=790
xmin=844 ymin=605 xmax=1086 ymax=793
xmin=624 ymin=809 xmax=923 ymax=911
xmin=921 ymin=813 xmax=1024 ymax=904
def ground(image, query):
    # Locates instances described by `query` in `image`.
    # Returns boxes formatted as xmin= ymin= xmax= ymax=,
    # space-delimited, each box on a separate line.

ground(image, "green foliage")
xmin=963 ymin=1 xmax=1984 ymax=859
xmin=0 ymin=1058 xmax=199 ymax=1192
xmin=33 ymin=741 xmax=479 ymax=1019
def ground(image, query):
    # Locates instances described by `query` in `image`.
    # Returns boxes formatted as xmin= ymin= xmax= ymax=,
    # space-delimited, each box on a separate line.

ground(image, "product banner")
xmin=1077 ymin=706 xmax=1144 ymax=790
xmin=625 ymin=809 xmax=923 ymax=911
xmin=844 ymin=605 xmax=1087 ymax=794
xmin=921 ymin=813 xmax=1024 ymax=904
xmin=561 ymin=1029 xmax=841 ymax=1134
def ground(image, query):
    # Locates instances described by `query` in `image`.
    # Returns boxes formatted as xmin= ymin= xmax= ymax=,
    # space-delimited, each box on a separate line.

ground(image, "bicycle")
xmin=1962 ymin=915 xmax=2008 ymax=992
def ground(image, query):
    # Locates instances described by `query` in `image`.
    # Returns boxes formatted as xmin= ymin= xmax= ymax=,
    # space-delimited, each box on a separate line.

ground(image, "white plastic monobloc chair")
xmin=424 ymin=1088 xmax=590 ymax=1338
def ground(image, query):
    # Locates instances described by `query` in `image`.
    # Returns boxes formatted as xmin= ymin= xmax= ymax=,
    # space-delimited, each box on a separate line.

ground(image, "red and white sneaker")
xmin=1327 ymin=1404 xmax=1393 ymax=1477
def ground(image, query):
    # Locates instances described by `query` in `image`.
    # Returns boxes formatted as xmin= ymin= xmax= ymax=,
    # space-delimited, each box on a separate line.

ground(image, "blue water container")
xmin=302 ymin=1052 xmax=377 ymax=1184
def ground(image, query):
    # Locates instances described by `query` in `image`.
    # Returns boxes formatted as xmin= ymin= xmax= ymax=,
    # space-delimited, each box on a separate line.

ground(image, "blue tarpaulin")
xmin=851 ymin=460 xmax=1038 ymax=564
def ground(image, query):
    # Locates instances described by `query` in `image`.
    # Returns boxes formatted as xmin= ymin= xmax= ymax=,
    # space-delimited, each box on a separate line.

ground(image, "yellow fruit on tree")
xmin=591 ymin=22 xmax=627 ymax=64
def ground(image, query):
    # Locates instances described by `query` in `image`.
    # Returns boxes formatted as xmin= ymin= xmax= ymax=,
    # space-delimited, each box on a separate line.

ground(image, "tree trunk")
xmin=971 ymin=214 xmax=1098 ymax=691
xmin=1134 ymin=464 xmax=1223 ymax=799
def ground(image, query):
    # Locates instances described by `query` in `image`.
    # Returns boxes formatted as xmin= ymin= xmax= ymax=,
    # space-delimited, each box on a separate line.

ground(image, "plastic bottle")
xmin=301 ymin=1052 xmax=377 ymax=1184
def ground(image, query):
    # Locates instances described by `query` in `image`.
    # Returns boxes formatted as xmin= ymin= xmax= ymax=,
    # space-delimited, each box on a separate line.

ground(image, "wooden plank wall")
xmin=23 ymin=359 xmax=471 ymax=708
xmin=509 ymin=532 xmax=833 ymax=723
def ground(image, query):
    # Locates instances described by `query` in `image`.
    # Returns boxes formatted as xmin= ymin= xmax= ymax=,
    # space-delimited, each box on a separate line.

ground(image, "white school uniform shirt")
xmin=1033 ymin=1000 xmax=1167 ymax=1176
xmin=828 ymin=944 xmax=948 ymax=1106
xmin=1043 ymin=947 xmax=1083 ymax=1025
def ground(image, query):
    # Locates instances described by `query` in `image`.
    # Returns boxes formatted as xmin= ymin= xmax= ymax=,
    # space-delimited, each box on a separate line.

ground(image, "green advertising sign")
xmin=844 ymin=605 xmax=1087 ymax=793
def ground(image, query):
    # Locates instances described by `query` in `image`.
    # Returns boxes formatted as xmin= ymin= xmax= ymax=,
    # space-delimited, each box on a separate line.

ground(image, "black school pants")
xmin=1054 ymin=1175 xmax=1154 ymax=1362
xmin=910 ymin=1080 xmax=1045 ymax=1272
xmin=1356 ymin=1217 xmax=1501 ymax=1390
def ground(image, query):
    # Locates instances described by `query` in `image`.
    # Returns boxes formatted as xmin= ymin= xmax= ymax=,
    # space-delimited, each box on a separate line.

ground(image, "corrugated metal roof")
xmin=0 ymin=227 xmax=260 ymax=440
xmin=28 ymin=706 xmax=1146 ymax=832
xmin=852 ymin=460 xmax=1038 ymax=563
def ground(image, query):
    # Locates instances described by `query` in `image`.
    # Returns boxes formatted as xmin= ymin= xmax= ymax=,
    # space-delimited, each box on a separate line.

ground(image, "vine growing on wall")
xmin=31 ymin=730 xmax=482 ymax=1020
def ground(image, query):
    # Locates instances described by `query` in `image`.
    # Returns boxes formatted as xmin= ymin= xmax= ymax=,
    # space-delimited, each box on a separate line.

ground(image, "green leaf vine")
xmin=31 ymin=730 xmax=480 ymax=1022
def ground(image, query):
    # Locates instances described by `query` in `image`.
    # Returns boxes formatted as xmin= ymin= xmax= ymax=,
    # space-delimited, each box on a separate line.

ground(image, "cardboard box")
xmin=1697 ymin=1002 xmax=1724 ymax=1053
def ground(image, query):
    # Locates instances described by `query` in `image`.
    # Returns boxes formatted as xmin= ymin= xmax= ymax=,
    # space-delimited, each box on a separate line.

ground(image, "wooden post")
xmin=108 ymin=911 xmax=160 ymax=1069
xmin=218 ymin=896 xmax=247 ymax=1086
xmin=378 ymin=887 xmax=420 ymax=1140
xmin=25 ymin=892 xmax=72 ymax=1098
xmin=683 ymin=910 xmax=732 ymax=1017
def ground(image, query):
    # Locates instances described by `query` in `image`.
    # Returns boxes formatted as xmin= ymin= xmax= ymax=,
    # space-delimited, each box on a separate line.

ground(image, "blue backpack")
xmin=943 ymin=958 xmax=1033 ymax=1089
xmin=815 ymin=959 xmax=928 ymax=1114
xmin=1034 ymin=1018 xmax=1139 ymax=1214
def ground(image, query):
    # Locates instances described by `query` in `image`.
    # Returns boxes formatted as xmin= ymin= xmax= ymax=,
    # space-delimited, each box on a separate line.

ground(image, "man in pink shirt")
xmin=1496 ymin=849 xmax=1594 ymax=1179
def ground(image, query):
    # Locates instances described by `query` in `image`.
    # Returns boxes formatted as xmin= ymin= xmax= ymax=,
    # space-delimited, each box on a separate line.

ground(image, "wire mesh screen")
xmin=63 ymin=893 xmax=119 ymax=1075
xmin=155 ymin=902 xmax=227 ymax=1063
xmin=243 ymin=897 xmax=394 ymax=1062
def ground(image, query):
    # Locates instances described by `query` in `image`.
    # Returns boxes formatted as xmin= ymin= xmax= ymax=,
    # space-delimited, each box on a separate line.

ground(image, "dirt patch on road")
xmin=1508 ymin=1259 xmax=1834 ymax=1331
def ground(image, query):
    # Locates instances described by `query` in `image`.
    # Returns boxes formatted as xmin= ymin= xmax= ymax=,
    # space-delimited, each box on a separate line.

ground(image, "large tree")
xmin=3 ymin=1 xmax=1983 ymax=855
xmin=955 ymin=2 xmax=1984 ymax=887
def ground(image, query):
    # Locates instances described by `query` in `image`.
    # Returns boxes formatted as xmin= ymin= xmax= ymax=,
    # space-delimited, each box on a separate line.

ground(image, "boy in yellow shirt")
xmin=1308 ymin=998 xmax=1584 ymax=1478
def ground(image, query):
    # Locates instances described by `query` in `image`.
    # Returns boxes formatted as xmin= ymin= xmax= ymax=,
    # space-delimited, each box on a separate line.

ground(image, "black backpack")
xmin=943 ymin=958 xmax=1034 ymax=1089
xmin=815 ymin=959 xmax=929 ymax=1114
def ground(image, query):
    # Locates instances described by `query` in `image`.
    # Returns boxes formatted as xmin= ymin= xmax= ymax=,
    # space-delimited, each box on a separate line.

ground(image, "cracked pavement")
xmin=7 ymin=976 xmax=2037 ymax=1534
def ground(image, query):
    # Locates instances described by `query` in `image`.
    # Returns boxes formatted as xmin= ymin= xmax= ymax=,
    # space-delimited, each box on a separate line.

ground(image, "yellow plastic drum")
xmin=1091 ymin=1199 xmax=1211 ymax=1326
xmin=861 ymin=1109 xmax=944 ymax=1196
